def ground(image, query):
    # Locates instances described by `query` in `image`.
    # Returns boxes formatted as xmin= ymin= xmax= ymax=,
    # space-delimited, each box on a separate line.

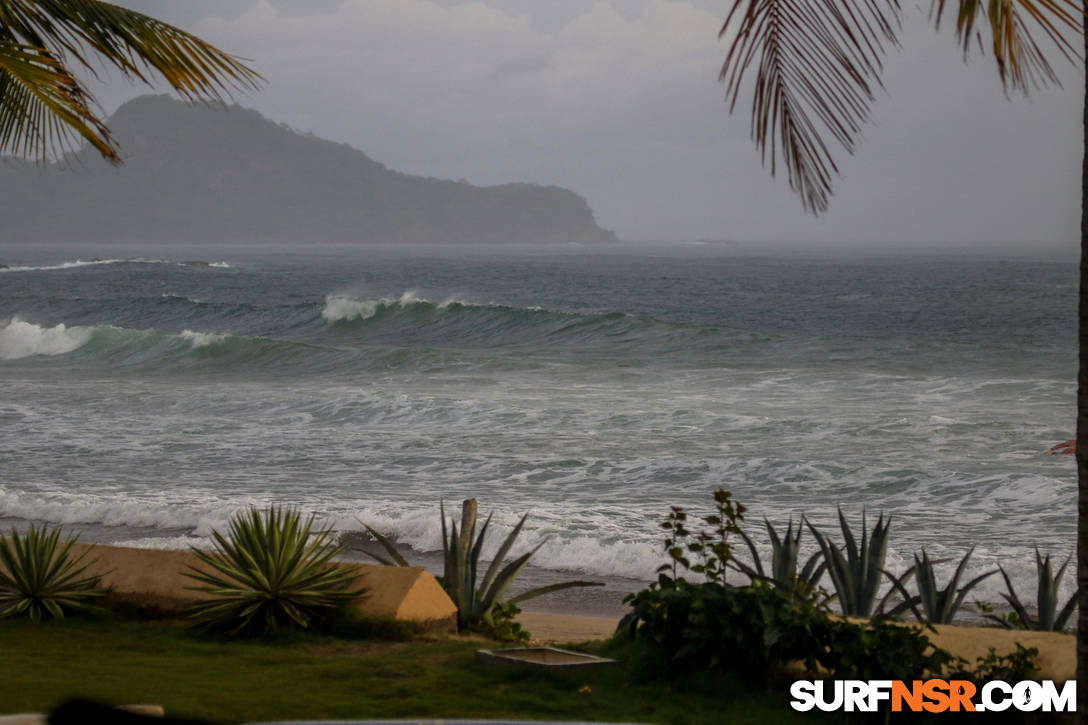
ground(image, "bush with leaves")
xmin=0 ymin=525 xmax=104 ymax=622
xmin=620 ymin=490 xmax=1051 ymax=704
xmin=185 ymin=507 xmax=365 ymax=638
xmin=619 ymin=490 xmax=962 ymax=686
xmin=620 ymin=489 xmax=832 ymax=680
xmin=620 ymin=576 xmax=835 ymax=681
xmin=820 ymin=618 xmax=955 ymax=681
xmin=950 ymin=644 xmax=1041 ymax=683
xmin=361 ymin=499 xmax=601 ymax=639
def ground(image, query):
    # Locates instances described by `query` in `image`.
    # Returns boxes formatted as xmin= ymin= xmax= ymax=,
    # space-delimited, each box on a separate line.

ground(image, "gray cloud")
xmin=96 ymin=0 xmax=1081 ymax=252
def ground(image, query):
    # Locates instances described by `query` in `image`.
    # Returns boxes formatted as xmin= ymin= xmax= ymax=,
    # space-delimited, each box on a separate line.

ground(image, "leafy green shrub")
xmin=819 ymin=619 xmax=954 ymax=680
xmin=0 ymin=525 xmax=104 ymax=622
xmin=620 ymin=491 xmax=959 ymax=686
xmin=361 ymin=499 xmax=602 ymax=639
xmin=620 ymin=576 xmax=832 ymax=680
xmin=185 ymin=507 xmax=365 ymax=638
xmin=987 ymin=548 xmax=1077 ymax=631
xmin=807 ymin=510 xmax=906 ymax=618
xmin=738 ymin=517 xmax=826 ymax=600
xmin=950 ymin=644 xmax=1040 ymax=682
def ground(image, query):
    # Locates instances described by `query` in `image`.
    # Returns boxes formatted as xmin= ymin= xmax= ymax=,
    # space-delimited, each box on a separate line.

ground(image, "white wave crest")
xmin=179 ymin=329 xmax=228 ymax=348
xmin=0 ymin=258 xmax=126 ymax=272
xmin=322 ymin=295 xmax=381 ymax=322
xmin=321 ymin=290 xmax=486 ymax=323
xmin=0 ymin=258 xmax=230 ymax=273
xmin=0 ymin=318 xmax=93 ymax=360
xmin=113 ymin=535 xmax=213 ymax=551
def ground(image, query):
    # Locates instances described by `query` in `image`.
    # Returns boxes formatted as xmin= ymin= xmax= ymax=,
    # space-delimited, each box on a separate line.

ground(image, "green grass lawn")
xmin=0 ymin=616 xmax=824 ymax=724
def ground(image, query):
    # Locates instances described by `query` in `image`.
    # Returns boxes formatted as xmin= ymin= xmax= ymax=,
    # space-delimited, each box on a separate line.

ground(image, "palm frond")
xmin=0 ymin=0 xmax=261 ymax=162
xmin=0 ymin=39 xmax=115 ymax=160
xmin=932 ymin=0 xmax=1081 ymax=93
xmin=719 ymin=0 xmax=901 ymax=214
xmin=1 ymin=0 xmax=262 ymax=95
xmin=720 ymin=0 xmax=1080 ymax=214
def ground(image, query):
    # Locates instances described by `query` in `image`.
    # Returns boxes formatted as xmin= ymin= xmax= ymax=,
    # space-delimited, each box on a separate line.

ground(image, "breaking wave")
xmin=319 ymin=291 xmax=670 ymax=348
xmin=0 ymin=319 xmax=269 ymax=362
xmin=0 ymin=318 xmax=94 ymax=359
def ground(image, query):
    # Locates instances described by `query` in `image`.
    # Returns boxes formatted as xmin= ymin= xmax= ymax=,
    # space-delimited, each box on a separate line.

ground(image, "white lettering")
xmin=1039 ymin=681 xmax=1076 ymax=713
xmin=867 ymin=680 xmax=892 ymax=711
xmin=815 ymin=680 xmax=844 ymax=712
xmin=789 ymin=681 xmax=816 ymax=712
xmin=981 ymin=681 xmax=1012 ymax=712
xmin=1013 ymin=681 xmax=1044 ymax=712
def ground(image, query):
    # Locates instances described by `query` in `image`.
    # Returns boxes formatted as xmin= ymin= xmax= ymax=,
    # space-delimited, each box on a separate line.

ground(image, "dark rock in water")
xmin=182 ymin=260 xmax=211 ymax=267
xmin=0 ymin=264 xmax=8 ymax=269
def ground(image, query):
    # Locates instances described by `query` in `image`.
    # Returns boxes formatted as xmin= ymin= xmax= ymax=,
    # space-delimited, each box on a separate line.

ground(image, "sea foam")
xmin=0 ymin=318 xmax=93 ymax=360
xmin=179 ymin=330 xmax=228 ymax=348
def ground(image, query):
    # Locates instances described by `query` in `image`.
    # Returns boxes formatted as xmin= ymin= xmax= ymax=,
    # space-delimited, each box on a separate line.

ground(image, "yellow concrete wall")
xmin=71 ymin=543 xmax=457 ymax=632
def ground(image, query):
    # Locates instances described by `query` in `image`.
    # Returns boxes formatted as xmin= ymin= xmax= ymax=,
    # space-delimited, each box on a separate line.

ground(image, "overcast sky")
xmin=95 ymin=0 xmax=1082 ymax=253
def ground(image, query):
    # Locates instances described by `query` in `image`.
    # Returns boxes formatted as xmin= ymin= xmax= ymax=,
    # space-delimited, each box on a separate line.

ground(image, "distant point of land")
xmin=0 ymin=95 xmax=618 ymax=245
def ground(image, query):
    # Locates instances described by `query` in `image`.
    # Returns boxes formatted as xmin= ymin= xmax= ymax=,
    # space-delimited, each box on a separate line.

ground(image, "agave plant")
xmin=807 ymin=510 xmax=904 ymax=618
xmin=886 ymin=548 xmax=996 ymax=625
xmin=0 ymin=525 xmax=104 ymax=622
xmin=185 ymin=507 xmax=365 ymax=638
xmin=986 ymin=549 xmax=1077 ymax=632
xmin=738 ymin=517 xmax=826 ymax=599
xmin=362 ymin=500 xmax=602 ymax=633
xmin=357 ymin=522 xmax=411 ymax=568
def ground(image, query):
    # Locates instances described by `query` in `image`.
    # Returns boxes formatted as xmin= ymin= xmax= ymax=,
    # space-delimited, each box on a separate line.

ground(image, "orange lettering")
xmin=922 ymin=679 xmax=950 ymax=713
xmin=948 ymin=680 xmax=976 ymax=712
xmin=892 ymin=681 xmax=924 ymax=712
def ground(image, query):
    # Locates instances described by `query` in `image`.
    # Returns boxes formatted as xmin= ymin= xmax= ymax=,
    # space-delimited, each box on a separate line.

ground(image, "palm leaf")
xmin=719 ymin=0 xmax=1079 ymax=215
xmin=0 ymin=39 xmax=115 ymax=159
xmin=933 ymin=0 xmax=1081 ymax=92
xmin=0 ymin=0 xmax=261 ymax=162
xmin=719 ymin=0 xmax=900 ymax=214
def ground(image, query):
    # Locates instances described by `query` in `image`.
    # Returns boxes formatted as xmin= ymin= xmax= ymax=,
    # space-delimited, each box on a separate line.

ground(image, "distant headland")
xmin=0 ymin=95 xmax=618 ymax=245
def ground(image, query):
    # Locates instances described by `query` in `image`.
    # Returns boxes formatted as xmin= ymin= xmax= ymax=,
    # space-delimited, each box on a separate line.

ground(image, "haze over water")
xmin=0 ymin=242 xmax=1076 ymax=609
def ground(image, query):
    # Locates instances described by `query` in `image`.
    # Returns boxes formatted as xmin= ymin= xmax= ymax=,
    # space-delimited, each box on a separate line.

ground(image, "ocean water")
xmin=0 ymin=243 xmax=1077 ymax=612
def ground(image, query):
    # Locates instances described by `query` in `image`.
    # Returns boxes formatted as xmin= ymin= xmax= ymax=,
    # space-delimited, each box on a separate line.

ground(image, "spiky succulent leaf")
xmin=184 ymin=507 xmax=364 ymax=638
xmin=0 ymin=525 xmax=104 ymax=622
xmin=437 ymin=503 xmax=601 ymax=632
xmin=478 ymin=543 xmax=544 ymax=614
xmin=356 ymin=521 xmax=410 ymax=567
xmin=507 ymin=580 xmax=605 ymax=606
xmin=477 ymin=512 xmax=529 ymax=600
xmin=808 ymin=510 xmax=893 ymax=617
